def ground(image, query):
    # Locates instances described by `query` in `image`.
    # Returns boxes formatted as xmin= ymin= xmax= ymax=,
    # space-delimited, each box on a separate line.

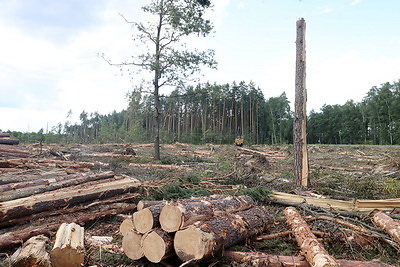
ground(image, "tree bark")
xmin=160 ymin=195 xmax=255 ymax=233
xmin=50 ymin=223 xmax=85 ymax=267
xmin=0 ymin=139 xmax=19 ymax=145
xmin=284 ymin=207 xmax=339 ymax=267
xmin=373 ymin=211 xmax=400 ymax=245
xmin=0 ymin=171 xmax=115 ymax=201
xmin=0 ymin=176 xmax=141 ymax=221
xmin=173 ymin=206 xmax=271 ymax=261
xmin=11 ymin=235 xmax=51 ymax=267
xmin=142 ymin=228 xmax=174 ymax=263
xmin=122 ymin=230 xmax=144 ymax=260
xmin=137 ymin=200 xmax=166 ymax=210
xmin=293 ymin=18 xmax=309 ymax=187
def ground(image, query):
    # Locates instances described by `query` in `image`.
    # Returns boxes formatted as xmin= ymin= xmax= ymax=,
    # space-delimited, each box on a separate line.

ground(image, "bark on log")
xmin=11 ymin=235 xmax=51 ymax=267
xmin=122 ymin=230 xmax=144 ymax=260
xmin=173 ymin=206 xmax=271 ymax=261
xmin=225 ymin=251 xmax=396 ymax=267
xmin=50 ymin=222 xmax=85 ymax=267
xmin=0 ymin=169 xmax=66 ymax=185
xmin=142 ymin=228 xmax=174 ymax=263
xmin=133 ymin=203 xmax=165 ymax=234
xmin=0 ymin=139 xmax=20 ymax=145
xmin=284 ymin=207 xmax=339 ymax=267
xmin=0 ymin=158 xmax=94 ymax=170
xmin=0 ymin=203 xmax=137 ymax=248
xmin=160 ymin=195 xmax=255 ymax=233
xmin=137 ymin=200 xmax=166 ymax=210
xmin=0 ymin=176 xmax=141 ymax=221
xmin=0 ymin=144 xmax=29 ymax=155
xmin=119 ymin=217 xmax=135 ymax=237
xmin=0 ymin=171 xmax=115 ymax=201
xmin=0 ymin=132 xmax=11 ymax=138
xmin=373 ymin=211 xmax=400 ymax=245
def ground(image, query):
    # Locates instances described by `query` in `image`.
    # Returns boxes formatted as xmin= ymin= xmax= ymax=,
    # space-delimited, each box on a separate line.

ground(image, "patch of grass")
xmin=151 ymin=181 xmax=210 ymax=200
xmin=181 ymin=173 xmax=201 ymax=184
xmin=235 ymin=186 xmax=271 ymax=203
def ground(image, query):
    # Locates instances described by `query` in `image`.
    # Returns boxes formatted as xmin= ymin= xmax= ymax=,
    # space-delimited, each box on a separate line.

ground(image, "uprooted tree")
xmin=102 ymin=0 xmax=217 ymax=160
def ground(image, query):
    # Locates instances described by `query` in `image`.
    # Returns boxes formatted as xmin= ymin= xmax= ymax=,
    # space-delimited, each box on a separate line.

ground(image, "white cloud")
xmin=319 ymin=7 xmax=334 ymax=14
xmin=350 ymin=0 xmax=362 ymax=6
xmin=238 ymin=2 xmax=245 ymax=9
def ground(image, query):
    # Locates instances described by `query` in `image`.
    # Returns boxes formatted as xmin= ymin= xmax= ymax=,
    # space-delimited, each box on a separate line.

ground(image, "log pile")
xmin=120 ymin=195 xmax=272 ymax=263
xmin=0 ymin=133 xmax=30 ymax=158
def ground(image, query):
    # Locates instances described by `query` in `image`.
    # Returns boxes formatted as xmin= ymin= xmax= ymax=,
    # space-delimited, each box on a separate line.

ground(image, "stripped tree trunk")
xmin=373 ymin=211 xmax=400 ymax=245
xmin=11 ymin=235 xmax=51 ymax=267
xmin=142 ymin=228 xmax=174 ymax=263
xmin=174 ymin=206 xmax=271 ymax=261
xmin=50 ymin=223 xmax=85 ymax=267
xmin=160 ymin=195 xmax=255 ymax=233
xmin=284 ymin=207 xmax=339 ymax=267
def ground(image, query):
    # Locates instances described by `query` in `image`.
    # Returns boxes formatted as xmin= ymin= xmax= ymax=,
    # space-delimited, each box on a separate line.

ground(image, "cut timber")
xmin=137 ymin=200 xmax=166 ymax=210
xmin=173 ymin=206 xmax=271 ymax=261
xmin=0 ymin=171 xmax=115 ymax=201
xmin=160 ymin=195 xmax=255 ymax=233
xmin=0 ymin=139 xmax=19 ymax=145
xmin=269 ymin=191 xmax=400 ymax=212
xmin=11 ymin=235 xmax=51 ymax=267
xmin=129 ymin=163 xmax=191 ymax=170
xmin=133 ymin=203 xmax=165 ymax=234
xmin=142 ymin=228 xmax=174 ymax=263
xmin=284 ymin=207 xmax=339 ymax=267
xmin=373 ymin=211 xmax=400 ymax=245
xmin=122 ymin=231 xmax=143 ymax=260
xmin=50 ymin=223 xmax=84 ymax=267
xmin=119 ymin=217 xmax=135 ymax=237
xmin=0 ymin=176 xmax=141 ymax=221
xmin=225 ymin=251 xmax=396 ymax=267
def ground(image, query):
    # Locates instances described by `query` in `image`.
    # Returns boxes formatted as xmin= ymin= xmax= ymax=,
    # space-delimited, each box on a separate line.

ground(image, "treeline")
xmin=5 ymin=80 xmax=400 ymax=146
xmin=308 ymin=80 xmax=400 ymax=145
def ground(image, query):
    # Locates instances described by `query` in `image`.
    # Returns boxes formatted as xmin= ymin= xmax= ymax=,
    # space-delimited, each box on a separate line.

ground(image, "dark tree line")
xmin=6 ymin=80 xmax=400 ymax=146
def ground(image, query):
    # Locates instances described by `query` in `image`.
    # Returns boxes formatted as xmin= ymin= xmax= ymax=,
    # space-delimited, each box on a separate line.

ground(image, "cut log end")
xmin=122 ymin=231 xmax=143 ymax=260
xmin=142 ymin=230 xmax=173 ymax=263
xmin=173 ymin=226 xmax=214 ymax=261
xmin=119 ymin=217 xmax=135 ymax=237
xmin=159 ymin=205 xmax=183 ymax=233
xmin=133 ymin=208 xmax=154 ymax=234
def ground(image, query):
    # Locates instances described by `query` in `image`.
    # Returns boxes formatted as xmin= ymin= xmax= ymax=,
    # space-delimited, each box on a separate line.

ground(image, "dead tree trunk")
xmin=11 ymin=235 xmax=51 ymax=267
xmin=142 ymin=228 xmax=174 ymax=263
xmin=50 ymin=223 xmax=85 ymax=267
xmin=173 ymin=206 xmax=271 ymax=261
xmin=293 ymin=18 xmax=309 ymax=187
xmin=373 ymin=211 xmax=400 ymax=245
xmin=284 ymin=207 xmax=338 ymax=267
xmin=160 ymin=195 xmax=255 ymax=232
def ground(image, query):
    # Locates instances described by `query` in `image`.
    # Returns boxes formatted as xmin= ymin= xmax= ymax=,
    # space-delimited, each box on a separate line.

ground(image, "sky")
xmin=1 ymin=0 xmax=399 ymax=133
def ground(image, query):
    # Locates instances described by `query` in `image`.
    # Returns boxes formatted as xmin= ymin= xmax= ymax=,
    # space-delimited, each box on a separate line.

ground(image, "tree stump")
xmin=11 ymin=235 xmax=51 ymax=267
xmin=50 ymin=223 xmax=84 ymax=267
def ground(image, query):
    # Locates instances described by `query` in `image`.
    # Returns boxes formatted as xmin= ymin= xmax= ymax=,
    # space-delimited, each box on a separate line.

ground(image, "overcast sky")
xmin=1 ymin=0 xmax=399 ymax=132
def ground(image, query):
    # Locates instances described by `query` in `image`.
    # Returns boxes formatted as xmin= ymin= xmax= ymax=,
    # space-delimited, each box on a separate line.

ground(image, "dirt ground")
xmin=1 ymin=143 xmax=400 ymax=266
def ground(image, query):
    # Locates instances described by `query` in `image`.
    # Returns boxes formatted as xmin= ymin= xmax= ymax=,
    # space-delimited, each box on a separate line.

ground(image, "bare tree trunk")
xmin=293 ymin=18 xmax=309 ymax=187
xmin=373 ymin=211 xmax=400 ymax=245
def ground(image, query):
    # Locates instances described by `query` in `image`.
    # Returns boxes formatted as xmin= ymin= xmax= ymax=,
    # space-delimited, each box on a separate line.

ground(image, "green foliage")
xmin=152 ymin=181 xmax=210 ymax=200
xmin=235 ymin=186 xmax=271 ymax=203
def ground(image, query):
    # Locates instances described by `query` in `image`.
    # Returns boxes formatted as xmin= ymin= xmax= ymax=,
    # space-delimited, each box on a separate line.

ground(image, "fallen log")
xmin=0 ymin=169 xmax=67 ymax=185
xmin=225 ymin=251 xmax=396 ymax=267
xmin=50 ymin=223 xmax=85 ymax=267
xmin=173 ymin=206 xmax=271 ymax=261
xmin=0 ymin=139 xmax=19 ymax=145
xmin=373 ymin=211 xmax=400 ymax=245
xmin=0 ymin=132 xmax=11 ymax=138
xmin=160 ymin=195 xmax=255 ymax=233
xmin=142 ymin=228 xmax=174 ymax=263
xmin=0 ymin=158 xmax=94 ymax=170
xmin=133 ymin=203 xmax=165 ymax=234
xmin=129 ymin=163 xmax=191 ymax=170
xmin=10 ymin=235 xmax=51 ymax=267
xmin=0 ymin=176 xmax=141 ymax=221
xmin=0 ymin=144 xmax=29 ymax=155
xmin=0 ymin=171 xmax=115 ymax=201
xmin=284 ymin=207 xmax=339 ymax=267
xmin=137 ymin=200 xmax=166 ymax=210
xmin=0 ymin=203 xmax=137 ymax=248
xmin=122 ymin=230 xmax=144 ymax=260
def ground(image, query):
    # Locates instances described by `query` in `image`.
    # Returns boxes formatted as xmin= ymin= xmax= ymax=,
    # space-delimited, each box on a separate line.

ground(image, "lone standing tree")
xmin=104 ymin=0 xmax=216 ymax=160
xmin=293 ymin=18 xmax=309 ymax=187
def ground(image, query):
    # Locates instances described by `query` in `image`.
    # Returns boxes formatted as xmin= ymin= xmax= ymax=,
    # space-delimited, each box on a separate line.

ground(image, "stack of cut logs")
xmin=120 ymin=196 xmax=399 ymax=266
xmin=0 ymin=132 xmax=30 ymax=158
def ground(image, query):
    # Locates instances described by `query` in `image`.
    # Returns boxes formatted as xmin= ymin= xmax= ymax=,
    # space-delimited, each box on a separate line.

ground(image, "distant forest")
xmin=5 ymin=79 xmax=400 ymax=146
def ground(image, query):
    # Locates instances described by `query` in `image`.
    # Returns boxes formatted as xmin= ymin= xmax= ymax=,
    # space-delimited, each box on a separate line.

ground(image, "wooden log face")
xmin=11 ymin=235 xmax=51 ymax=267
xmin=122 ymin=231 xmax=143 ymax=260
xmin=142 ymin=229 xmax=174 ymax=263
